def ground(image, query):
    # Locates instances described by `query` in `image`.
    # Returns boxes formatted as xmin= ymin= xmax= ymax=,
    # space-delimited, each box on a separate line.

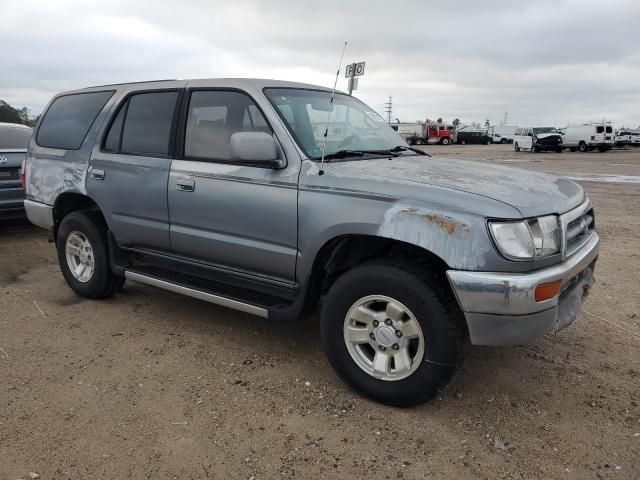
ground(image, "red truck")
xmin=407 ymin=122 xmax=456 ymax=145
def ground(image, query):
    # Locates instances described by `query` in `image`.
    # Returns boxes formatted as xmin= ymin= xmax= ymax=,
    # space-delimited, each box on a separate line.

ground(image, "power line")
xmin=383 ymin=96 xmax=392 ymax=124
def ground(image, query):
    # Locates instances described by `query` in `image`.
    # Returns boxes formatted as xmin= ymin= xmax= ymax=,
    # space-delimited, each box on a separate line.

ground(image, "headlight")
xmin=533 ymin=136 xmax=538 ymax=143
xmin=489 ymin=215 xmax=560 ymax=260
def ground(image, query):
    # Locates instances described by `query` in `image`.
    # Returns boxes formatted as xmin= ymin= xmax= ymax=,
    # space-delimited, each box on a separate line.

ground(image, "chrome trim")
xmin=125 ymin=270 xmax=269 ymax=318
xmin=446 ymin=232 xmax=599 ymax=316
xmin=560 ymin=199 xmax=593 ymax=259
xmin=24 ymin=199 xmax=54 ymax=229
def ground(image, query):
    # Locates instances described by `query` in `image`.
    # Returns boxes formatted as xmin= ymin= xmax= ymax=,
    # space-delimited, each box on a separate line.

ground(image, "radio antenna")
xmin=319 ymin=41 xmax=348 ymax=176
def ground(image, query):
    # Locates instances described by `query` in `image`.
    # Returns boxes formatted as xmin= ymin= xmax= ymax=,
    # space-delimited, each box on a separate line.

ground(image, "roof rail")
xmin=84 ymin=79 xmax=178 ymax=89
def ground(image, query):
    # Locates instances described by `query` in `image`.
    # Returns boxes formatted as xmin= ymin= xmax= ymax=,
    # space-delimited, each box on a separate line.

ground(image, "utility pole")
xmin=384 ymin=96 xmax=392 ymax=124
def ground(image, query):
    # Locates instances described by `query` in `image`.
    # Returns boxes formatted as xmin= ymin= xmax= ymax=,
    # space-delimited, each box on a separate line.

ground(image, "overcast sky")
xmin=3 ymin=0 xmax=639 ymax=127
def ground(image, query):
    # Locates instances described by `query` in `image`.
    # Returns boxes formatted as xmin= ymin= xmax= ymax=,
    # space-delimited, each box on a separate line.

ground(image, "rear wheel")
xmin=460 ymin=140 xmax=466 ymax=145
xmin=321 ymin=262 xmax=464 ymax=407
xmin=578 ymin=141 xmax=588 ymax=153
xmin=57 ymin=211 xmax=124 ymax=299
xmin=556 ymin=147 xmax=563 ymax=153
xmin=500 ymin=138 xmax=508 ymax=144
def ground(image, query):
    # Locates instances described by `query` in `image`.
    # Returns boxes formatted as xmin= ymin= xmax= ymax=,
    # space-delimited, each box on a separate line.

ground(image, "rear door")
xmin=167 ymin=88 xmax=298 ymax=283
xmin=88 ymin=88 xmax=183 ymax=252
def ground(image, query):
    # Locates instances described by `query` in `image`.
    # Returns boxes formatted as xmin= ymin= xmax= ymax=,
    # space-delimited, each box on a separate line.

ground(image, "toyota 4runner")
xmin=24 ymin=79 xmax=599 ymax=406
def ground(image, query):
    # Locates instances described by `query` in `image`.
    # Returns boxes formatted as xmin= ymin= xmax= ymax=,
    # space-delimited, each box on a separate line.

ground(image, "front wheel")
xmin=514 ymin=142 xmax=521 ymax=152
xmin=441 ymin=138 xmax=450 ymax=145
xmin=578 ymin=142 xmax=588 ymax=153
xmin=57 ymin=211 xmax=124 ymax=299
xmin=321 ymin=262 xmax=464 ymax=407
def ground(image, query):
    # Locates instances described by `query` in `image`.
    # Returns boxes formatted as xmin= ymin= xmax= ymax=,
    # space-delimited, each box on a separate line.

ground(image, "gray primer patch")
xmin=378 ymin=205 xmax=479 ymax=269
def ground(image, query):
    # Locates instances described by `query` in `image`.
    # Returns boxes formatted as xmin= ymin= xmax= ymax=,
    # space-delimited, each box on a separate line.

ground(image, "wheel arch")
xmin=52 ymin=192 xmax=108 ymax=240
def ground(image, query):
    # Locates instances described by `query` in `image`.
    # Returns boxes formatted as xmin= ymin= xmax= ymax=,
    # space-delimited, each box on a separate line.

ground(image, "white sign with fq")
xmin=345 ymin=62 xmax=365 ymax=78
xmin=346 ymin=61 xmax=365 ymax=94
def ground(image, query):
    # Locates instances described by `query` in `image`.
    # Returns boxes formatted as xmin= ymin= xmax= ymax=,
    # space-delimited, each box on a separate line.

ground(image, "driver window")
xmin=185 ymin=90 xmax=272 ymax=161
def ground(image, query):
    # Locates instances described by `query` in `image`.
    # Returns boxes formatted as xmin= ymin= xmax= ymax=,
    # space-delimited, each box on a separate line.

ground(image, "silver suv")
xmin=24 ymin=79 xmax=599 ymax=406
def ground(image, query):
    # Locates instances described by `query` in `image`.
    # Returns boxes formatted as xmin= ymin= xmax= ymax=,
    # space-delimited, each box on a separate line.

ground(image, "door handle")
xmin=90 ymin=168 xmax=105 ymax=180
xmin=175 ymin=178 xmax=195 ymax=192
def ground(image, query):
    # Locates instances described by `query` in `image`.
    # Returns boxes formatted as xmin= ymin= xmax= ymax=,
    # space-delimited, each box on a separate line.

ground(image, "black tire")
xmin=556 ymin=147 xmax=563 ymax=153
xmin=57 ymin=211 xmax=124 ymax=299
xmin=569 ymin=147 xmax=577 ymax=152
xmin=500 ymin=138 xmax=508 ymax=144
xmin=460 ymin=140 xmax=466 ymax=145
xmin=320 ymin=261 xmax=465 ymax=407
xmin=441 ymin=138 xmax=450 ymax=145
xmin=578 ymin=142 xmax=588 ymax=153
xmin=514 ymin=142 xmax=521 ymax=152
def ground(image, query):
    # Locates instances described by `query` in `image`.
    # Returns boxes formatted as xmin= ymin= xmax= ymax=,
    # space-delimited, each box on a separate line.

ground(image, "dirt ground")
xmin=1 ymin=145 xmax=639 ymax=479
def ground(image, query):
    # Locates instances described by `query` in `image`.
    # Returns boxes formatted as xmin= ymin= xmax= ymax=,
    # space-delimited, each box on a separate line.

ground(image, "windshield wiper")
xmin=390 ymin=145 xmax=431 ymax=157
xmin=321 ymin=150 xmax=367 ymax=161
xmin=321 ymin=146 xmax=428 ymax=162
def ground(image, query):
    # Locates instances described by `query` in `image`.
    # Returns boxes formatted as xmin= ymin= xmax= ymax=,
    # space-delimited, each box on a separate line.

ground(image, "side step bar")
xmin=125 ymin=270 xmax=268 ymax=318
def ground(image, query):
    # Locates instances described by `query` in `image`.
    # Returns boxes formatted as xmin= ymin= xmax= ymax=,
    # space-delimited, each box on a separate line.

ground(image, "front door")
xmin=88 ymin=89 xmax=182 ymax=252
xmin=167 ymin=89 xmax=298 ymax=283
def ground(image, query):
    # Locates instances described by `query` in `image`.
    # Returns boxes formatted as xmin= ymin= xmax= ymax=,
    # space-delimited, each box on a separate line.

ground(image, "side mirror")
xmin=230 ymin=132 xmax=284 ymax=168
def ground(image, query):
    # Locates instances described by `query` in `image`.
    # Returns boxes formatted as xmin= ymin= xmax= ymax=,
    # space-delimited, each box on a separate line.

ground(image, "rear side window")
xmin=37 ymin=91 xmax=114 ymax=150
xmin=605 ymin=126 xmax=612 ymax=133
xmin=103 ymin=91 xmax=179 ymax=156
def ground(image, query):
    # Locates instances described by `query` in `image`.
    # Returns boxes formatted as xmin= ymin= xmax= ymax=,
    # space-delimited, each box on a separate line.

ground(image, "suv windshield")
xmin=532 ymin=127 xmax=558 ymax=135
xmin=265 ymin=88 xmax=407 ymax=160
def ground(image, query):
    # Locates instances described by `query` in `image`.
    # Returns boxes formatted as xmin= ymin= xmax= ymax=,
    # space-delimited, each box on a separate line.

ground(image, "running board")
xmin=125 ymin=270 xmax=269 ymax=318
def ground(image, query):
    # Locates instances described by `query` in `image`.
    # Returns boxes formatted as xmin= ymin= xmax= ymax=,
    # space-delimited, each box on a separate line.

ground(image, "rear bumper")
xmin=0 ymin=188 xmax=25 ymax=218
xmin=447 ymin=232 xmax=599 ymax=346
xmin=24 ymin=199 xmax=54 ymax=229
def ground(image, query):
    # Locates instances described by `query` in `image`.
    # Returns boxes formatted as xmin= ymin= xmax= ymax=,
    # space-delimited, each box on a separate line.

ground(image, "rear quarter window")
xmin=36 ymin=91 xmax=114 ymax=150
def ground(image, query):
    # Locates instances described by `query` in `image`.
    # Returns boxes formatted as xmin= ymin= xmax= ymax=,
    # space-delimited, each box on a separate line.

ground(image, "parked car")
xmin=455 ymin=129 xmax=492 ymax=145
xmin=562 ymin=123 xmax=613 ymax=152
xmin=487 ymin=125 xmax=517 ymax=144
xmin=614 ymin=129 xmax=640 ymax=147
xmin=0 ymin=122 xmax=33 ymax=220
xmin=24 ymin=79 xmax=599 ymax=406
xmin=513 ymin=127 xmax=563 ymax=152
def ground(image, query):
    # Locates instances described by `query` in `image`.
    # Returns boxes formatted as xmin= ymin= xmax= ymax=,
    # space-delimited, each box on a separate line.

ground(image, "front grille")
xmin=566 ymin=208 xmax=594 ymax=253
xmin=540 ymin=136 xmax=562 ymax=145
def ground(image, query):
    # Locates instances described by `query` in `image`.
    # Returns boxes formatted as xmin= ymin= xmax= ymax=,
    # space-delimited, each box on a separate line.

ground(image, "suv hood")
xmin=325 ymin=156 xmax=585 ymax=218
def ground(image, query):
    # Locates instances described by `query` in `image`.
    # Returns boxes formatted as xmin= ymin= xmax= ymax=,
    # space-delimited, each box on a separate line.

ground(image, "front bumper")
xmin=447 ymin=232 xmax=599 ymax=346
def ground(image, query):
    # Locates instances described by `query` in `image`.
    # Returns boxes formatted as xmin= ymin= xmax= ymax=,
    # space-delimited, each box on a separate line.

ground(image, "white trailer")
xmin=391 ymin=122 xmax=424 ymax=141
xmin=487 ymin=126 xmax=517 ymax=144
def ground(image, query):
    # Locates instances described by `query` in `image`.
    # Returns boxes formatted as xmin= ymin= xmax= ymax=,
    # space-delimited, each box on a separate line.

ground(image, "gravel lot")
xmin=1 ymin=145 xmax=639 ymax=479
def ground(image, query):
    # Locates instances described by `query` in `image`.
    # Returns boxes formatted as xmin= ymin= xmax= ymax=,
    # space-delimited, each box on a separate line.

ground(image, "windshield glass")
xmin=532 ymin=127 xmax=558 ymax=134
xmin=265 ymin=88 xmax=407 ymax=159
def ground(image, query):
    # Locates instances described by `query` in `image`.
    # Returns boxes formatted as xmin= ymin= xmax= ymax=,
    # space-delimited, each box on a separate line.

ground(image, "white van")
xmin=513 ymin=127 xmax=563 ymax=153
xmin=562 ymin=124 xmax=613 ymax=152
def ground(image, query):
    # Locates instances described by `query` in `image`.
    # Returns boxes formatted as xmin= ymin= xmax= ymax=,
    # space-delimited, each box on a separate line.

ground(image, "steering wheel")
xmin=336 ymin=135 xmax=360 ymax=150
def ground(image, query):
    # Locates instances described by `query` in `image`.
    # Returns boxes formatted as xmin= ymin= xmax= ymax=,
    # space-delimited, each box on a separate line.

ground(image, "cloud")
xmin=2 ymin=0 xmax=638 ymax=126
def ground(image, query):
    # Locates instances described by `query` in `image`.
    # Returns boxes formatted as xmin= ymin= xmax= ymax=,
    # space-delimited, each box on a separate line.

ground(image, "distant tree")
xmin=0 ymin=100 xmax=37 ymax=126
xmin=484 ymin=119 xmax=490 ymax=127
xmin=0 ymin=100 xmax=24 ymax=124
xmin=452 ymin=118 xmax=461 ymax=127
xmin=436 ymin=117 xmax=443 ymax=124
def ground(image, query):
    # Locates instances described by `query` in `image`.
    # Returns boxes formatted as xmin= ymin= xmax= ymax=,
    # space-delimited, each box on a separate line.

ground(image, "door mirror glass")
xmin=230 ymin=132 xmax=282 ymax=168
